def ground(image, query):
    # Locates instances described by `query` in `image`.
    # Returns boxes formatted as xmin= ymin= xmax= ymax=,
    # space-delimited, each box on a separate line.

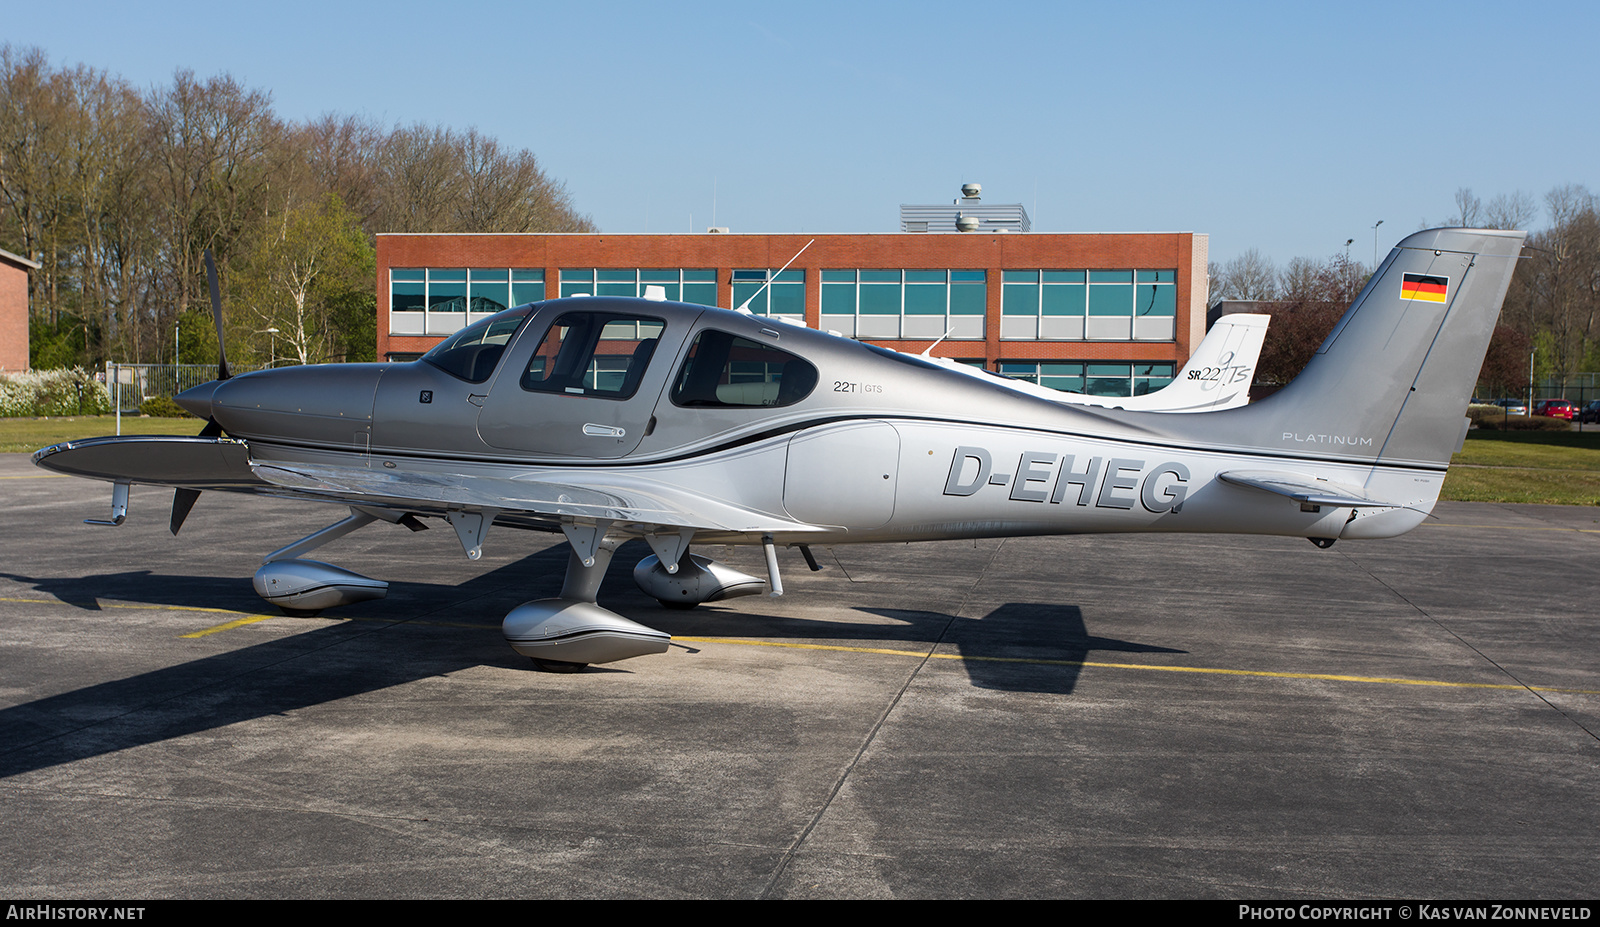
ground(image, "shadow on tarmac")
xmin=1 ymin=542 xmax=1186 ymax=779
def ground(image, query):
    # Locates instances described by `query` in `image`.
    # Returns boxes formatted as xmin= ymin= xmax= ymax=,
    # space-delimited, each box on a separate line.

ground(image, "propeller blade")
xmin=183 ymin=254 xmax=233 ymax=534
xmin=170 ymin=487 xmax=201 ymax=535
xmin=204 ymin=249 xmax=231 ymax=381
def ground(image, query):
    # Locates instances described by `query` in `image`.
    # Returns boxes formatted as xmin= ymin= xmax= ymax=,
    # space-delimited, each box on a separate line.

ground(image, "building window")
xmin=731 ymin=269 xmax=804 ymax=319
xmin=997 ymin=361 xmax=1175 ymax=397
xmin=820 ymin=270 xmax=985 ymax=340
xmin=560 ymin=269 xmax=717 ymax=306
xmin=1001 ymin=269 xmax=1175 ymax=341
xmin=390 ymin=268 xmax=545 ymax=337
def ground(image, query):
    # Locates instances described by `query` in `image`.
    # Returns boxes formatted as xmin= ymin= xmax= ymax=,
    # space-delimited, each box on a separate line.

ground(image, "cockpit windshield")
xmin=421 ymin=308 xmax=531 ymax=383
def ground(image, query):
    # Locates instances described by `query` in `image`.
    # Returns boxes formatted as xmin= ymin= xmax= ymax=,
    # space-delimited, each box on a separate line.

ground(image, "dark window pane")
xmin=392 ymin=281 xmax=424 ymax=312
xmin=671 ymin=330 xmax=818 ymax=408
xmin=822 ymin=283 xmax=856 ymax=314
xmin=950 ymin=281 xmax=986 ymax=315
xmin=1042 ymin=283 xmax=1085 ymax=316
xmin=1003 ymin=283 xmax=1039 ymax=316
xmin=904 ymin=283 xmax=946 ymax=315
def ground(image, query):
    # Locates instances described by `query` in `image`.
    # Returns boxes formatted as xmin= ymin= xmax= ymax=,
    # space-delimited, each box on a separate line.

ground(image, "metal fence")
xmin=1477 ymin=372 xmax=1598 ymax=430
xmin=1537 ymin=372 xmax=1598 ymax=407
xmin=104 ymin=362 xmax=267 ymax=413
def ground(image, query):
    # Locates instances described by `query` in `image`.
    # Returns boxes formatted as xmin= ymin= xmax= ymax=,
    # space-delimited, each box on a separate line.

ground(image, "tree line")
xmin=1210 ymin=186 xmax=1600 ymax=393
xmin=0 ymin=45 xmax=594 ymax=370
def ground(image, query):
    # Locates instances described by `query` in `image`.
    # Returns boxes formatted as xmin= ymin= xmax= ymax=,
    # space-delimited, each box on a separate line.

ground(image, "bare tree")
xmin=1507 ymin=185 xmax=1600 ymax=380
xmin=1278 ymin=256 xmax=1320 ymax=301
xmin=373 ymin=124 xmax=464 ymax=233
xmin=1214 ymin=248 xmax=1278 ymax=300
xmin=144 ymin=69 xmax=279 ymax=336
xmin=1449 ymin=187 xmax=1482 ymax=227
xmin=0 ymin=48 xmax=595 ymax=369
xmin=1256 ymin=253 xmax=1370 ymax=385
xmin=1484 ymin=191 xmax=1536 ymax=231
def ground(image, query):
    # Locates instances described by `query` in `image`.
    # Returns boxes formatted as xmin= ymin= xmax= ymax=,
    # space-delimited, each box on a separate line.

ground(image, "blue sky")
xmin=8 ymin=0 xmax=1596 ymax=267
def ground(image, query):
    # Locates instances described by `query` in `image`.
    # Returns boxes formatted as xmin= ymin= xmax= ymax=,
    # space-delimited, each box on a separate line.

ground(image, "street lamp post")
xmin=1372 ymin=219 xmax=1384 ymax=268
xmin=255 ymin=328 xmax=280 ymax=368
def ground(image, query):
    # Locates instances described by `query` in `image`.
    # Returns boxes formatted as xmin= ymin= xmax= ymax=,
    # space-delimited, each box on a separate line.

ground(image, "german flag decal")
xmin=1400 ymin=273 xmax=1448 ymax=303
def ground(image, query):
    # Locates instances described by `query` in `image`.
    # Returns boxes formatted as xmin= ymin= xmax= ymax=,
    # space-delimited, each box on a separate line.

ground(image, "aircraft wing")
xmin=34 ymin=434 xmax=816 ymax=536
xmin=1216 ymin=469 xmax=1398 ymax=508
xmin=33 ymin=435 xmax=269 ymax=490
xmin=251 ymin=460 xmax=820 ymax=535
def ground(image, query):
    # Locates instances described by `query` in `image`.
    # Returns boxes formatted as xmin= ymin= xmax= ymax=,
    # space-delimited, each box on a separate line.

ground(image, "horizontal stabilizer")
xmin=1217 ymin=470 xmax=1399 ymax=509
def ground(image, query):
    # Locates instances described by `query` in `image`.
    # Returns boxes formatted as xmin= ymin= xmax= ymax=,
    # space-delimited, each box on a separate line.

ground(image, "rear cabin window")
xmin=521 ymin=312 xmax=666 ymax=400
xmin=670 ymin=330 xmax=818 ymax=408
xmin=420 ymin=309 xmax=530 ymax=383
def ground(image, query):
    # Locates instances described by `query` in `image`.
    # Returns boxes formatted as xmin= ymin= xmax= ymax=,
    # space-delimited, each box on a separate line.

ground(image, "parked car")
xmin=1491 ymin=398 xmax=1528 ymax=415
xmin=1581 ymin=400 xmax=1600 ymax=424
xmin=1533 ymin=399 xmax=1579 ymax=420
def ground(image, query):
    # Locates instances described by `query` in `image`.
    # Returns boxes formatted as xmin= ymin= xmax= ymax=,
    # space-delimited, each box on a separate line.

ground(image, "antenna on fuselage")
xmin=734 ymin=239 xmax=815 ymax=315
xmin=919 ymin=326 xmax=955 ymax=357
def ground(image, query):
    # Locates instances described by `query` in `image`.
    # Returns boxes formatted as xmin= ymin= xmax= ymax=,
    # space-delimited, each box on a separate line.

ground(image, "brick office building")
xmin=376 ymin=230 xmax=1209 ymax=397
xmin=1 ymin=247 xmax=41 ymax=372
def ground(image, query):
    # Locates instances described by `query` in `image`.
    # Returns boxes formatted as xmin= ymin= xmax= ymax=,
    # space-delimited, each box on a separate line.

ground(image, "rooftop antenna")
xmin=735 ymin=239 xmax=815 ymax=314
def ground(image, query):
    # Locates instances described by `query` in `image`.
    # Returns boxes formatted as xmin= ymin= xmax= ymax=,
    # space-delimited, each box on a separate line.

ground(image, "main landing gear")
xmin=502 ymin=532 xmax=672 ymax=671
xmin=249 ymin=510 xmax=794 ymax=674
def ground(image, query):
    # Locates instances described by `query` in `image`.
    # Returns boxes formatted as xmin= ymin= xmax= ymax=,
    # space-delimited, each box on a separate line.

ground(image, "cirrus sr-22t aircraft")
xmin=35 ymin=228 xmax=1524 ymax=672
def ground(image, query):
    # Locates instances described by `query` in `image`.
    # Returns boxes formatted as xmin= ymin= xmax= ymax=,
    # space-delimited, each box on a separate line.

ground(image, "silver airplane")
xmin=34 ymin=227 xmax=1525 ymax=672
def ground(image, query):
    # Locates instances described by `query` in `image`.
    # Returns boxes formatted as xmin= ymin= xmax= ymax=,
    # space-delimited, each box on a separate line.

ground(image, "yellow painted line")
xmin=4 ymin=596 xmax=1594 ymax=694
xmin=673 ymin=637 xmax=1600 ymax=695
xmin=2 ymin=595 xmax=265 ymax=617
xmin=181 ymin=614 xmax=278 ymax=637
xmin=1 ymin=596 xmax=283 ymax=637
xmin=0 ymin=596 xmax=487 ymax=635
xmin=1423 ymin=522 xmax=1600 ymax=534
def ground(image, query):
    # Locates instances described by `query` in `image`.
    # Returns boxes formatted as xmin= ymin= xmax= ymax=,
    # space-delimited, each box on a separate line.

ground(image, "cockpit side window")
xmin=670 ymin=330 xmax=818 ymax=408
xmin=521 ymin=312 xmax=666 ymax=400
xmin=420 ymin=308 xmax=530 ymax=383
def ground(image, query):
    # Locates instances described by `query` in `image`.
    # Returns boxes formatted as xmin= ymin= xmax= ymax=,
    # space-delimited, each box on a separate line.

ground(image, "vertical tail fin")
xmin=1118 ymin=312 xmax=1269 ymax=412
xmin=1216 ymin=228 xmax=1525 ymax=467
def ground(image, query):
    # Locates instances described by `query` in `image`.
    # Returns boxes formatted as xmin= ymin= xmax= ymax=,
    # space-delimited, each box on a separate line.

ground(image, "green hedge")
xmin=1467 ymin=404 xmax=1564 ymax=429
xmin=0 ymin=369 xmax=112 ymax=417
xmin=139 ymin=395 xmax=196 ymax=418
